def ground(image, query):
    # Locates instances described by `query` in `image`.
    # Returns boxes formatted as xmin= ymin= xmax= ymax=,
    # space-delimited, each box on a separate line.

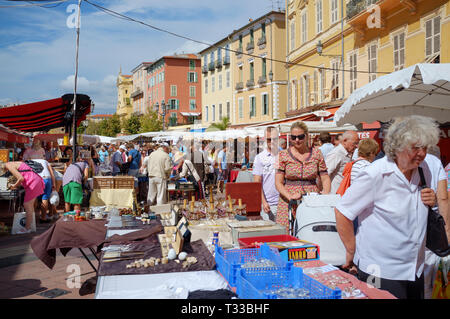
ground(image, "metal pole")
xmin=72 ymin=0 xmax=82 ymax=163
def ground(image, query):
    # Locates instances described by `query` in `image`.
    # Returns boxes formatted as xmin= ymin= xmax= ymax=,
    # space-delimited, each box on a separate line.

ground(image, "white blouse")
xmin=336 ymin=156 xmax=430 ymax=281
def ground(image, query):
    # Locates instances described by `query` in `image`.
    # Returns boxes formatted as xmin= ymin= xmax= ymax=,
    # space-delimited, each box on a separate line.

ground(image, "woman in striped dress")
xmin=275 ymin=121 xmax=331 ymax=232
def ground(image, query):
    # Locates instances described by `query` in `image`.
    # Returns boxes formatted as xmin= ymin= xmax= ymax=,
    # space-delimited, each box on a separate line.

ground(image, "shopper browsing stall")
xmin=253 ymin=126 xmax=280 ymax=222
xmin=1 ymin=160 xmax=45 ymax=234
xmin=275 ymin=121 xmax=331 ymax=232
xmin=172 ymin=151 xmax=204 ymax=200
xmin=335 ymin=115 xmax=440 ymax=299
xmin=23 ymin=139 xmax=45 ymax=160
xmin=145 ymin=142 xmax=172 ymax=205
xmin=62 ymin=154 xmax=89 ymax=213
xmin=33 ymin=159 xmax=56 ymax=223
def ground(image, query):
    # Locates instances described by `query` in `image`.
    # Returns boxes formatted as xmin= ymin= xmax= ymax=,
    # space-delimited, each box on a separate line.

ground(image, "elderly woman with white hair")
xmin=335 ymin=115 xmax=440 ymax=299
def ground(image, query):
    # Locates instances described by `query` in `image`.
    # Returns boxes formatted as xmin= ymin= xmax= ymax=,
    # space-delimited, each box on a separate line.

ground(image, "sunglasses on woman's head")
xmin=290 ymin=134 xmax=306 ymax=140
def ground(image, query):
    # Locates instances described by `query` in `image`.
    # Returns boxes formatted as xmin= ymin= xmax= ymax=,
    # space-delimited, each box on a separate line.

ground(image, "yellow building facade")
xmin=231 ymin=11 xmax=288 ymax=126
xmin=286 ymin=0 xmax=450 ymax=117
xmin=116 ymin=70 xmax=133 ymax=118
xmin=200 ymin=37 xmax=233 ymax=127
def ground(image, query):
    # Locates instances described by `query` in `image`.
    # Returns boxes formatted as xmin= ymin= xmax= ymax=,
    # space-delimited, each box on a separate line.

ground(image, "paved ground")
xmin=0 ymin=202 xmax=97 ymax=299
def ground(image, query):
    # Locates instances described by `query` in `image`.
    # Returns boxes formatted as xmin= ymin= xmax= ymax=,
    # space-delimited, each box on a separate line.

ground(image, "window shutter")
xmin=425 ymin=20 xmax=432 ymax=57
xmin=176 ymin=99 xmax=179 ymax=110
xmin=434 ymin=16 xmax=441 ymax=54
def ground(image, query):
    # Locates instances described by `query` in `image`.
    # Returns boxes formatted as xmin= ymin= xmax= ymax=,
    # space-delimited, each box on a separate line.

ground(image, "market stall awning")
xmin=180 ymin=112 xmax=201 ymax=117
xmin=0 ymin=124 xmax=31 ymax=144
xmin=0 ymin=94 xmax=91 ymax=132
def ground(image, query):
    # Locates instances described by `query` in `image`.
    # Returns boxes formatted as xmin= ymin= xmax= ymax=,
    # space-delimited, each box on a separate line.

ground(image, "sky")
xmin=0 ymin=0 xmax=284 ymax=115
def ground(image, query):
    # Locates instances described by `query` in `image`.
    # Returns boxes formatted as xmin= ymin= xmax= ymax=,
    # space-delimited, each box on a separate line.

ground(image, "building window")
xmin=190 ymin=99 xmax=196 ymax=110
xmin=249 ymin=61 xmax=254 ymax=82
xmin=393 ymin=32 xmax=405 ymax=71
xmin=331 ymin=60 xmax=340 ymax=99
xmin=239 ymin=66 xmax=243 ymax=83
xmin=304 ymin=75 xmax=310 ymax=107
xmin=169 ymin=113 xmax=177 ymax=126
xmin=331 ymin=0 xmax=338 ymax=24
xmin=219 ymin=103 xmax=223 ymax=120
xmin=226 ymin=71 xmax=230 ymax=88
xmin=190 ymin=86 xmax=196 ymax=97
xmin=262 ymin=58 xmax=267 ymax=78
xmin=313 ymin=70 xmax=318 ymax=105
xmin=226 ymin=101 xmax=230 ymax=119
xmin=425 ymin=16 xmax=440 ymax=59
xmin=249 ymin=96 xmax=256 ymax=118
xmin=290 ymin=20 xmax=295 ymax=51
xmin=189 ymin=60 xmax=195 ymax=70
xmin=188 ymin=71 xmax=197 ymax=83
xmin=211 ymin=76 xmax=215 ymax=93
xmin=170 ymin=85 xmax=177 ymax=97
xmin=217 ymin=47 xmax=222 ymax=62
xmin=210 ymin=51 xmax=214 ymax=64
xmin=219 ymin=74 xmax=222 ymax=90
xmin=205 ymin=79 xmax=208 ymax=94
xmin=349 ymin=52 xmax=357 ymax=93
xmin=368 ymin=43 xmax=377 ymax=82
xmin=261 ymin=22 xmax=266 ymax=38
xmin=212 ymin=105 xmax=216 ymax=122
xmin=238 ymin=98 xmax=243 ymax=119
xmin=250 ymin=28 xmax=254 ymax=43
xmin=205 ymin=106 xmax=209 ymax=122
xmin=262 ymin=93 xmax=268 ymax=115
xmin=169 ymin=99 xmax=179 ymax=110
xmin=239 ymin=35 xmax=243 ymax=51
xmin=316 ymin=0 xmax=323 ymax=34
xmin=203 ymin=55 xmax=207 ymax=67
xmin=301 ymin=10 xmax=307 ymax=44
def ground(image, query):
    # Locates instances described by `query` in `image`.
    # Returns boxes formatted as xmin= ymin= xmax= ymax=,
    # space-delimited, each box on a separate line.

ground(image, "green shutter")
xmin=176 ymin=99 xmax=179 ymax=110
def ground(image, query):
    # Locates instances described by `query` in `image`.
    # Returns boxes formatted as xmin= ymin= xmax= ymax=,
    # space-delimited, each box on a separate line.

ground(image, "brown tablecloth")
xmin=30 ymin=219 xmax=108 ymax=269
xmin=98 ymin=239 xmax=216 ymax=276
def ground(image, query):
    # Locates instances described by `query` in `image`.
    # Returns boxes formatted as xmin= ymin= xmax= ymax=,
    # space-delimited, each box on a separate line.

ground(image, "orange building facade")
xmin=145 ymin=54 xmax=202 ymax=127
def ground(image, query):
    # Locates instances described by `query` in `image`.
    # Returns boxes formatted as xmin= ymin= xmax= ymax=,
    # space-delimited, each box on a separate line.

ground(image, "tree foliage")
xmin=140 ymin=109 xmax=162 ymax=132
xmin=122 ymin=113 xmax=141 ymax=135
xmin=208 ymin=117 xmax=231 ymax=131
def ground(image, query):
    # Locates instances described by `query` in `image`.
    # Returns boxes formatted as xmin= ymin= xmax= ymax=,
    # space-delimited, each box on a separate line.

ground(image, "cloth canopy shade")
xmin=0 ymin=94 xmax=91 ymax=132
xmin=0 ymin=123 xmax=31 ymax=144
xmin=334 ymin=63 xmax=450 ymax=126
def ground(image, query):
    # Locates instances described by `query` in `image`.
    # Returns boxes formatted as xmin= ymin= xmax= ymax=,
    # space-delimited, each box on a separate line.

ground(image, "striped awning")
xmin=0 ymin=94 xmax=91 ymax=132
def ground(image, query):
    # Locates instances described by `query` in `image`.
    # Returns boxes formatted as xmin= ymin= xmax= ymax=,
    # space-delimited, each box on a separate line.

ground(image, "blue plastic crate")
xmin=237 ymin=266 xmax=341 ymax=299
xmin=215 ymin=244 xmax=293 ymax=288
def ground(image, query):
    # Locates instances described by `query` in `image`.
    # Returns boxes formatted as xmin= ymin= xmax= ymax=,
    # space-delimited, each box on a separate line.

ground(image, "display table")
xmin=89 ymin=188 xmax=135 ymax=209
xmin=0 ymin=189 xmax=24 ymax=214
xmin=30 ymin=219 xmax=107 ymax=271
xmin=295 ymin=260 xmax=397 ymax=299
xmin=95 ymin=270 xmax=230 ymax=299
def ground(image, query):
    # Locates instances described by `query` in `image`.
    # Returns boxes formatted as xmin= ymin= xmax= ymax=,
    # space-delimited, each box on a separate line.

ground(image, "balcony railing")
xmin=346 ymin=0 xmax=379 ymax=20
xmin=208 ymin=62 xmax=215 ymax=71
xmin=246 ymin=79 xmax=255 ymax=88
xmin=215 ymin=59 xmax=222 ymax=69
xmin=258 ymin=76 xmax=267 ymax=85
xmin=236 ymin=47 xmax=243 ymax=58
xmin=223 ymin=56 xmax=230 ymax=65
xmin=246 ymin=41 xmax=255 ymax=51
xmin=235 ymin=82 xmax=244 ymax=90
xmin=257 ymin=36 xmax=266 ymax=46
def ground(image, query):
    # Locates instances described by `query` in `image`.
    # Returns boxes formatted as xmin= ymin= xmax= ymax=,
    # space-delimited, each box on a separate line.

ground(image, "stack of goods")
xmin=215 ymin=244 xmax=292 ymax=288
xmin=236 ymin=266 xmax=341 ymax=299
xmin=179 ymin=194 xmax=247 ymax=221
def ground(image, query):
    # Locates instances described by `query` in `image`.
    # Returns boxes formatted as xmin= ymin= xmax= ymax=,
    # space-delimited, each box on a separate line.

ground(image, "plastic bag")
xmin=49 ymin=190 xmax=59 ymax=206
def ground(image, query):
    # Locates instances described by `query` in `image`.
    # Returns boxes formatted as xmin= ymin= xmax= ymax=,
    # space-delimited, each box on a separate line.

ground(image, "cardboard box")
xmin=265 ymin=239 xmax=320 ymax=262
xmin=227 ymin=220 xmax=286 ymax=246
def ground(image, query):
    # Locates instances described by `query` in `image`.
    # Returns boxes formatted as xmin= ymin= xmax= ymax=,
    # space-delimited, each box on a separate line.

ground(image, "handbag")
xmin=185 ymin=162 xmax=199 ymax=192
xmin=418 ymin=167 xmax=450 ymax=257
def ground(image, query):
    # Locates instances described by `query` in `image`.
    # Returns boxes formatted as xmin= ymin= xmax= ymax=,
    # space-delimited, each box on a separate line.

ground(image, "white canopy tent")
xmin=334 ymin=63 xmax=450 ymax=126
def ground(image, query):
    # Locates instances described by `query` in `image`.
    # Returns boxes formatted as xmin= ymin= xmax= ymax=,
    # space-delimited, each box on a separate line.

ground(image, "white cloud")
xmin=0 ymin=0 xmax=283 ymax=114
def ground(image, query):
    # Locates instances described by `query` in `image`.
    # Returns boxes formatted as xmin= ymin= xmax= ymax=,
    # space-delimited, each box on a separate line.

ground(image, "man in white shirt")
xmin=253 ymin=126 xmax=280 ymax=221
xmin=325 ymin=131 xmax=359 ymax=193
xmin=144 ymin=143 xmax=172 ymax=205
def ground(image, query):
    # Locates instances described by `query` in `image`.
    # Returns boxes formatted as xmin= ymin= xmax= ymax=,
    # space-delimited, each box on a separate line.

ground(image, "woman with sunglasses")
xmin=275 ymin=121 xmax=331 ymax=232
